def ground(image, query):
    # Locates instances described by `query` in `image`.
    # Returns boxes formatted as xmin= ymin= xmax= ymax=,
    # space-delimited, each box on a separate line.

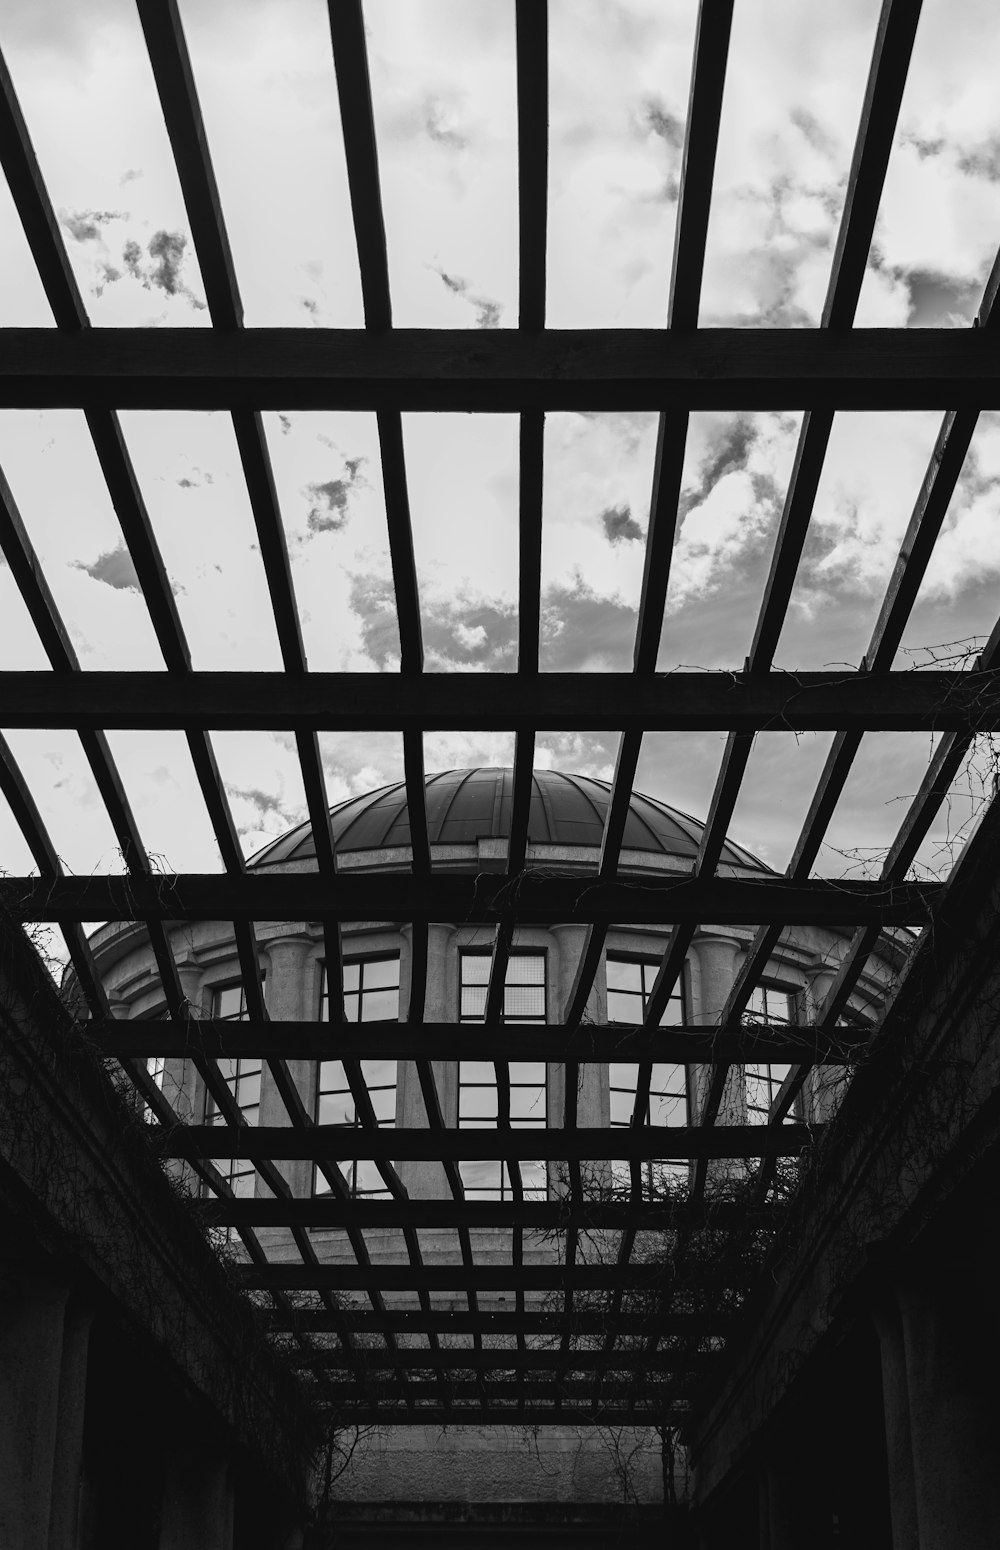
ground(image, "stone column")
xmin=803 ymin=963 xmax=846 ymax=1125
xmin=396 ymin=923 xmax=457 ymax=1197
xmin=158 ymin=1446 xmax=235 ymax=1550
xmin=897 ymin=1273 xmax=1000 ymax=1548
xmin=158 ymin=957 xmax=205 ymax=1123
xmin=689 ymin=934 xmax=745 ymax=1124
xmin=0 ymin=1264 xmax=93 ymax=1550
xmin=871 ymin=1299 xmax=918 ymax=1550
xmin=548 ymin=924 xmax=607 ymax=1199
xmin=257 ymin=933 xmax=315 ymax=1205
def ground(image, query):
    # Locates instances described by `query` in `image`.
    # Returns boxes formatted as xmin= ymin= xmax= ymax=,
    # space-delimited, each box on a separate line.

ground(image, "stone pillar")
xmin=158 ymin=1446 xmax=235 ymax=1550
xmin=257 ymin=933 xmax=315 ymax=1204
xmin=803 ymin=963 xmax=846 ymax=1126
xmin=0 ymin=1264 xmax=93 ymax=1550
xmin=689 ymin=934 xmax=745 ymax=1125
xmin=548 ymin=924 xmax=607 ymax=1199
xmin=871 ymin=1300 xmax=918 ymax=1550
xmin=159 ymin=957 xmax=205 ymax=1123
xmin=896 ymin=1273 xmax=1000 ymax=1548
xmin=396 ymin=923 xmax=457 ymax=1198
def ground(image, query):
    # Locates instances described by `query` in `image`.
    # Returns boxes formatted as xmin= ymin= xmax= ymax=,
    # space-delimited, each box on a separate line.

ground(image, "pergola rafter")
xmin=0 ymin=0 xmax=996 ymax=1428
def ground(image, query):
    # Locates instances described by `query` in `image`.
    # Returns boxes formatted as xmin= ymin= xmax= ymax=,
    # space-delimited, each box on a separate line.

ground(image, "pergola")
xmin=2 ymin=0 xmax=999 ymax=1438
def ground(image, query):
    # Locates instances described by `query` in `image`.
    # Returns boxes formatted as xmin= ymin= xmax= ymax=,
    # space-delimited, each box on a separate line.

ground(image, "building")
xmin=81 ymin=768 xmax=900 ymax=1522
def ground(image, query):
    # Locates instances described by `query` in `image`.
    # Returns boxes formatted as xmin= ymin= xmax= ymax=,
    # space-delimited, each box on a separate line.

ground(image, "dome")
xmin=248 ymin=768 xmax=769 ymax=871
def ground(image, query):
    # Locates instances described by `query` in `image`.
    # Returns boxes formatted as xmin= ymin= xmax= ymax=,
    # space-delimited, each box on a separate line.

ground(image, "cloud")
xmin=601 ymin=504 xmax=644 ymax=545
xmin=639 ymin=96 xmax=683 ymax=150
xmin=424 ymin=94 xmax=468 ymax=149
xmin=60 ymin=208 xmax=124 ymax=243
xmin=347 ymin=575 xmax=519 ymax=672
xmin=303 ymin=457 xmax=366 ymax=535
xmin=121 ymin=230 xmax=206 ymax=311
xmin=432 ymin=266 xmax=502 ymax=328
xmin=120 ymin=167 xmax=143 ymax=185
xmin=72 ymin=543 xmax=140 ymax=593
xmin=541 ymin=576 xmax=638 ymax=672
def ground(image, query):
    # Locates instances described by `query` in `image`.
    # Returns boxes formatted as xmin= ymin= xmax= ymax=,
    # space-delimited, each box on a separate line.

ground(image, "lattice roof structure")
xmin=2 ymin=0 xmax=1000 ymax=1436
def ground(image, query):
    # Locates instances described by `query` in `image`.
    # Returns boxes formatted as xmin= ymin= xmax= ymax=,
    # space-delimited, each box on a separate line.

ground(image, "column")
xmin=803 ymin=963 xmax=846 ymax=1125
xmin=257 ymin=933 xmax=315 ymax=1204
xmin=897 ymin=1272 xmax=1000 ymax=1548
xmin=548 ymin=924 xmax=607 ymax=1198
xmin=159 ymin=956 xmax=205 ymax=1123
xmin=871 ymin=1300 xmax=918 ymax=1550
xmin=689 ymin=934 xmax=745 ymax=1124
xmin=158 ymin=1446 xmax=235 ymax=1550
xmin=0 ymin=1264 xmax=93 ymax=1550
xmin=396 ymin=923 xmax=457 ymax=1197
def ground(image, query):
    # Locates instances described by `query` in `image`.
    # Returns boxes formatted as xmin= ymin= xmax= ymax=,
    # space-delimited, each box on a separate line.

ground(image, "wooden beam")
xmin=192 ymin=1197 xmax=785 ymax=1230
xmin=2 ymin=328 xmax=999 ymax=411
xmin=310 ymin=1405 xmax=689 ymax=1427
xmin=238 ymin=1263 xmax=740 ymax=1291
xmin=2 ymin=872 xmax=939 ymax=926
xmin=100 ymin=1020 xmax=863 ymax=1065
xmin=156 ymin=1122 xmax=818 ymax=1163
xmin=266 ymin=1309 xmax=719 ymax=1336
xmin=2 ymin=668 xmax=997 ymax=732
xmin=294 ymin=1348 xmax=708 ymax=1373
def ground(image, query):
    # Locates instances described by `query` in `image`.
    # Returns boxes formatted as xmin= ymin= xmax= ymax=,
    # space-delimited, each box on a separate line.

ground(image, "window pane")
xmin=364 ymin=957 xmax=400 ymax=989
xmin=461 ymin=986 xmax=488 ymax=1020
xmin=462 ymin=954 xmax=491 ymax=984
xmin=504 ymin=984 xmax=545 ymax=1019
xmin=607 ymin=989 xmax=642 ymax=1023
xmin=343 ymin=961 xmax=360 ymax=991
xmin=344 ymin=993 xmax=360 ymax=1022
xmin=508 ymin=954 xmax=545 ymax=985
xmin=360 ymin=986 xmax=399 ymax=1022
xmin=607 ymin=958 xmax=642 ymax=992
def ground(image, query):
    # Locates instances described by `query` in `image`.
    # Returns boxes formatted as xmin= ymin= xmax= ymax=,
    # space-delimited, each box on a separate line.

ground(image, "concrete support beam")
xmin=872 ymin=1300 xmax=918 ymax=1550
xmin=158 ymin=1446 xmax=235 ymax=1550
xmin=897 ymin=1276 xmax=1000 ymax=1549
xmin=0 ymin=1265 xmax=92 ymax=1550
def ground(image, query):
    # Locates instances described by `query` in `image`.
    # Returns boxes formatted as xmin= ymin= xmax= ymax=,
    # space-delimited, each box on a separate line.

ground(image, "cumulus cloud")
xmin=601 ymin=504 xmax=644 ymax=545
xmin=71 ymin=543 xmax=140 ymax=593
xmin=60 ymin=207 xmax=124 ymax=243
xmin=120 ymin=230 xmax=206 ymax=311
xmin=433 ymin=266 xmax=502 ymax=328
xmin=303 ymin=457 xmax=366 ymax=535
xmin=424 ymin=94 xmax=469 ymax=149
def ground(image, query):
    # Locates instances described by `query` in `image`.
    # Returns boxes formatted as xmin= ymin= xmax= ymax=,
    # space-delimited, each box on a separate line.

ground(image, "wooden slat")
xmin=238 ymin=1262 xmax=749 ymax=1292
xmin=327 ymin=0 xmax=391 ymax=329
xmin=267 ymin=1309 xmax=720 ymax=1337
xmin=4 ymin=327 xmax=1000 ymax=411
xmin=158 ymin=1122 xmax=818 ymax=1164
xmin=193 ymin=1197 xmax=783 ymax=1230
xmin=516 ymin=0 xmax=548 ymax=331
xmin=295 ymin=1348 xmax=708 ymax=1373
xmin=102 ymin=1020 xmax=857 ymax=1064
xmin=1 ymin=872 xmax=939 ymax=927
xmin=3 ymin=668 xmax=997 ymax=732
xmin=310 ymin=1404 xmax=689 ymax=1427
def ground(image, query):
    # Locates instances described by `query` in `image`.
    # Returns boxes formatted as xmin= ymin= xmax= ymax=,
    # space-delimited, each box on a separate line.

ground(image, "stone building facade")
xmin=84 ymin=768 xmax=900 ymax=1510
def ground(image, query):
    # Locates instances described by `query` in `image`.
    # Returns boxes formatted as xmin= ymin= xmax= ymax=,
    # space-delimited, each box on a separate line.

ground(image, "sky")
xmin=2 ymin=0 xmax=1000 ymax=894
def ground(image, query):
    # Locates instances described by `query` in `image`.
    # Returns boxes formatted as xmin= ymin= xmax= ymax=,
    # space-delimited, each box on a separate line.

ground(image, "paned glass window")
xmin=316 ymin=955 xmax=399 ymax=1198
xmin=745 ymin=983 xmax=795 ymax=1124
xmin=206 ymin=980 xmax=263 ymax=1197
xmin=459 ymin=950 xmax=546 ymax=1201
xmin=607 ymin=955 xmax=687 ymax=1128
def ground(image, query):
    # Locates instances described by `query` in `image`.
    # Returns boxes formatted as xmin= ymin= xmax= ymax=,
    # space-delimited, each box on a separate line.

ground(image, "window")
xmin=458 ymin=950 xmax=546 ymax=1201
xmin=316 ymin=955 xmax=399 ymax=1198
xmin=607 ymin=955 xmax=687 ymax=1128
xmin=745 ymin=983 xmax=796 ymax=1124
xmin=607 ymin=954 xmax=688 ymax=1198
xmin=206 ymin=980 xmax=263 ymax=1197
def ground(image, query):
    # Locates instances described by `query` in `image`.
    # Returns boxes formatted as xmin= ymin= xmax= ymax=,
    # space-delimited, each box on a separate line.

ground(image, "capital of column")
xmin=263 ymin=932 xmax=315 ymax=1023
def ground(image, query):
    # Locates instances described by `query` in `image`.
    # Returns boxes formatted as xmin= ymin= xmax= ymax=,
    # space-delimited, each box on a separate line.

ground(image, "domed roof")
xmin=248 ymin=768 xmax=768 ymax=871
